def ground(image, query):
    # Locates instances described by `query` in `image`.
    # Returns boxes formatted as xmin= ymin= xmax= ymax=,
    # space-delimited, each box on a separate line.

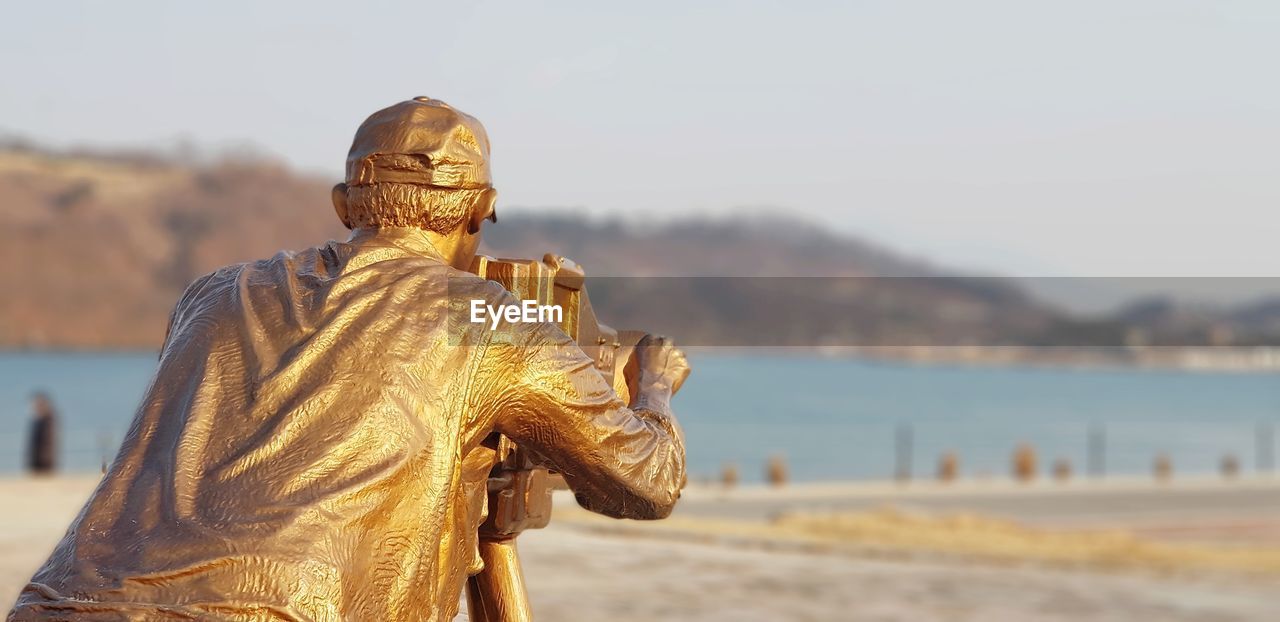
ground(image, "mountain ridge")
xmin=2 ymin=145 xmax=1278 ymax=354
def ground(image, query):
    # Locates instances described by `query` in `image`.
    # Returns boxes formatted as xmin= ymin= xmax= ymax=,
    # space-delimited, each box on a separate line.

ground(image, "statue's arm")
xmin=482 ymin=335 xmax=687 ymax=520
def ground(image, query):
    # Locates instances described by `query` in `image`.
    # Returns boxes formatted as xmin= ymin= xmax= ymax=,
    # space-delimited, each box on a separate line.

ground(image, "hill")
xmin=1 ymin=144 xmax=1278 ymax=355
xmin=0 ymin=146 xmax=345 ymax=348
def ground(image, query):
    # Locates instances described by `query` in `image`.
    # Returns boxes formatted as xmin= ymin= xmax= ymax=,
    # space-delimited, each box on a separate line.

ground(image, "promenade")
xmin=671 ymin=476 xmax=1280 ymax=544
xmin=3 ymin=476 xmax=1277 ymax=621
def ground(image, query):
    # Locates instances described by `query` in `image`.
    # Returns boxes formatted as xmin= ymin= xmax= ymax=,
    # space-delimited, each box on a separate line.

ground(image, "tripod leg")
xmin=466 ymin=537 xmax=533 ymax=622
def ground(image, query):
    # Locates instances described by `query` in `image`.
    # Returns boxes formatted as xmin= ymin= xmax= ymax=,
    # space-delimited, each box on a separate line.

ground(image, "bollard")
xmin=766 ymin=455 xmax=788 ymax=488
xmin=1012 ymin=443 xmax=1038 ymax=483
xmin=1052 ymin=458 xmax=1072 ymax=483
xmin=1221 ymin=453 xmax=1240 ymax=480
xmin=1154 ymin=453 xmax=1173 ymax=483
xmin=937 ymin=451 xmax=959 ymax=483
xmin=721 ymin=463 xmax=739 ymax=489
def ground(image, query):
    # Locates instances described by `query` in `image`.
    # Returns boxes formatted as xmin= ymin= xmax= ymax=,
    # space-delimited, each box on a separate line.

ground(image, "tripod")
xmin=465 ymin=436 xmax=557 ymax=622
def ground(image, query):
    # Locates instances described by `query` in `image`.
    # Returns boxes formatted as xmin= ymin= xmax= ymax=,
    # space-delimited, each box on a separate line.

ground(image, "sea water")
xmin=1 ymin=352 xmax=1277 ymax=482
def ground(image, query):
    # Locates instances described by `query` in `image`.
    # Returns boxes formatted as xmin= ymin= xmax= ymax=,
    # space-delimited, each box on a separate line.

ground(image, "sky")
xmin=3 ymin=1 xmax=1279 ymax=293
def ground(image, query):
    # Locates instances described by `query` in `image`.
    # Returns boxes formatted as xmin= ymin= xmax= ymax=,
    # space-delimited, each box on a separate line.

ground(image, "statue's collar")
xmin=346 ymin=227 xmax=446 ymax=261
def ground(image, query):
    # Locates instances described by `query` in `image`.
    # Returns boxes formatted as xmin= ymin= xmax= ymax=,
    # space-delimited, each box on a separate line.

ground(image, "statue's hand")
xmin=635 ymin=334 xmax=691 ymax=394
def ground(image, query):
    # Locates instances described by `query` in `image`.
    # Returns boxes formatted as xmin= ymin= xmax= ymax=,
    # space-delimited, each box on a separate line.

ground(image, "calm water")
xmin=2 ymin=352 xmax=1278 ymax=482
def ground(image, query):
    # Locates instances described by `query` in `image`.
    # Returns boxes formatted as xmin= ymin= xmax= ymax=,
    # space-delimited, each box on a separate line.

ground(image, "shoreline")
xmin=4 ymin=471 xmax=1275 ymax=489
xmin=5 ymin=346 xmax=1280 ymax=375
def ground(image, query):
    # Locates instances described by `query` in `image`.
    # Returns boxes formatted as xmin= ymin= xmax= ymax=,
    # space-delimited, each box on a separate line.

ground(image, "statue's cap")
xmin=345 ymin=97 xmax=491 ymax=189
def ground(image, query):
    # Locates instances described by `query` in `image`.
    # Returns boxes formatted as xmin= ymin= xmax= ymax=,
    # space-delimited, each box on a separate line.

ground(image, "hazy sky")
xmin=3 ymin=1 xmax=1278 ymax=282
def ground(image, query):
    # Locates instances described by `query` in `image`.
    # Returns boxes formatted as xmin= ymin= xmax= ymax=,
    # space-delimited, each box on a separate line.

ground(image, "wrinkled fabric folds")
xmin=9 ymin=228 xmax=684 ymax=622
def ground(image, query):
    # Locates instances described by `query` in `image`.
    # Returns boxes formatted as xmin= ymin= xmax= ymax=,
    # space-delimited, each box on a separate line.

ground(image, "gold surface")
xmin=463 ymin=255 xmax=673 ymax=622
xmin=346 ymin=97 xmax=492 ymax=190
xmin=8 ymin=99 xmax=689 ymax=621
xmin=465 ymin=539 xmax=531 ymax=622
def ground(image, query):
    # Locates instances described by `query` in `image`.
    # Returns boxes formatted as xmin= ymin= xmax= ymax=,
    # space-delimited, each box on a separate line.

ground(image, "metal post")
xmin=98 ymin=431 xmax=113 ymax=474
xmin=1258 ymin=422 xmax=1275 ymax=475
xmin=1087 ymin=423 xmax=1106 ymax=479
xmin=894 ymin=423 xmax=913 ymax=483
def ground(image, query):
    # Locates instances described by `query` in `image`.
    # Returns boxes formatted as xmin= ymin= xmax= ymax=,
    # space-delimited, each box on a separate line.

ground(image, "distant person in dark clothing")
xmin=27 ymin=392 xmax=58 ymax=475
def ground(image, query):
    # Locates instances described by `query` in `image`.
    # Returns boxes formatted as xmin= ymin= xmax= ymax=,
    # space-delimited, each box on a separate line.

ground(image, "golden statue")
xmin=8 ymin=97 xmax=690 ymax=622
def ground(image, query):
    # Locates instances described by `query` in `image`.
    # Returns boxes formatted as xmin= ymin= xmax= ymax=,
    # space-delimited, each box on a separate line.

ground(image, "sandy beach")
xmin=3 ymin=476 xmax=1279 ymax=621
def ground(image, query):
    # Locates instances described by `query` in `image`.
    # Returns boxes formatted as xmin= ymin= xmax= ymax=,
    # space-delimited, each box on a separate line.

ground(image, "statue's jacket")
xmin=8 ymin=228 xmax=685 ymax=622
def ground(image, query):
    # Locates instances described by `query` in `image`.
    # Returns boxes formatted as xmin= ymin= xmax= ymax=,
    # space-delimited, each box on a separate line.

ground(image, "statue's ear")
xmin=331 ymin=183 xmax=352 ymax=229
xmin=467 ymin=187 xmax=498 ymax=234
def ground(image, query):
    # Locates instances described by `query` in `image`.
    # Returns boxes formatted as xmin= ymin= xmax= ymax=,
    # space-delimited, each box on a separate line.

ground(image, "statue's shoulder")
xmin=443 ymin=265 xmax=517 ymax=303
